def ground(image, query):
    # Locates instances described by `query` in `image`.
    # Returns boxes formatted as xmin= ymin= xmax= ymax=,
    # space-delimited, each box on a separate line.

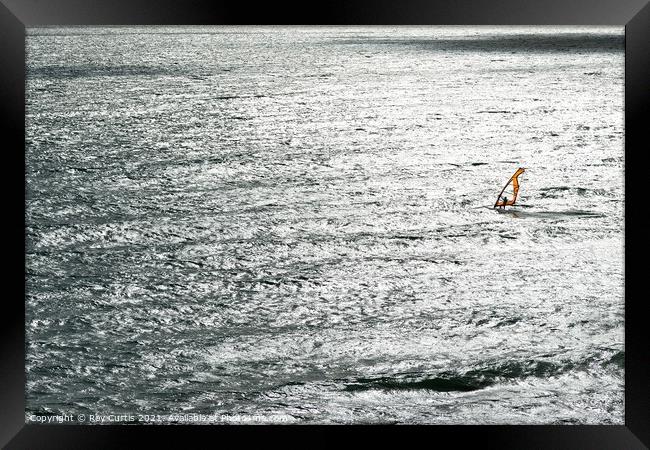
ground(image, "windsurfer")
xmin=493 ymin=168 xmax=525 ymax=209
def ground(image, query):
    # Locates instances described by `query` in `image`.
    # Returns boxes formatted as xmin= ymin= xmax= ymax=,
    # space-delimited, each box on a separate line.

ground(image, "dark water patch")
xmin=539 ymin=186 xmax=612 ymax=198
xmin=335 ymin=33 xmax=623 ymax=53
xmin=605 ymin=351 xmax=624 ymax=369
xmin=540 ymin=186 xmax=586 ymax=195
xmin=471 ymin=162 xmax=488 ymax=166
xmin=216 ymin=94 xmax=267 ymax=100
xmin=344 ymin=358 xmax=579 ymax=393
xmin=602 ymin=157 xmax=621 ymax=163
xmin=391 ymin=235 xmax=425 ymax=241
xmin=344 ymin=376 xmax=488 ymax=392
xmin=465 ymin=359 xmax=573 ymax=381
xmin=559 ymin=418 xmax=581 ymax=424
xmin=305 ymin=72 xmax=334 ymax=78
xmin=495 ymin=317 xmax=522 ymax=327
xmin=497 ymin=208 xmax=603 ymax=219
xmin=28 ymin=64 xmax=184 ymax=79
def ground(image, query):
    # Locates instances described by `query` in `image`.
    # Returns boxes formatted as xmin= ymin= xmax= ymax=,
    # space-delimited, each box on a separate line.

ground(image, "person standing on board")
xmin=501 ymin=196 xmax=508 ymax=209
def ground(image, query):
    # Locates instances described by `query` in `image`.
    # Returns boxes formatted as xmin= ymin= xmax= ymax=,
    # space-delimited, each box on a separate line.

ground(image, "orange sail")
xmin=494 ymin=168 xmax=526 ymax=208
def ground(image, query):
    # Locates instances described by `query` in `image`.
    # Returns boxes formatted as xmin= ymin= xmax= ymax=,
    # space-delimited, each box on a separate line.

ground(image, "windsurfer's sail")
xmin=494 ymin=168 xmax=526 ymax=208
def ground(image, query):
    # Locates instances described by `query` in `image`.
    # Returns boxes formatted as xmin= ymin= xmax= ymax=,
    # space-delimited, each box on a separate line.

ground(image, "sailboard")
xmin=494 ymin=168 xmax=526 ymax=208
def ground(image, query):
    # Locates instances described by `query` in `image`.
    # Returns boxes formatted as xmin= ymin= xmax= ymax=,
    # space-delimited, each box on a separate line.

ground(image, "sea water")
xmin=25 ymin=26 xmax=624 ymax=424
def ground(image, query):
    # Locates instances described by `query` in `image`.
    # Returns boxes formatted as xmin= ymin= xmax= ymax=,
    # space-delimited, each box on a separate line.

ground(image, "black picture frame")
xmin=1 ymin=0 xmax=647 ymax=447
